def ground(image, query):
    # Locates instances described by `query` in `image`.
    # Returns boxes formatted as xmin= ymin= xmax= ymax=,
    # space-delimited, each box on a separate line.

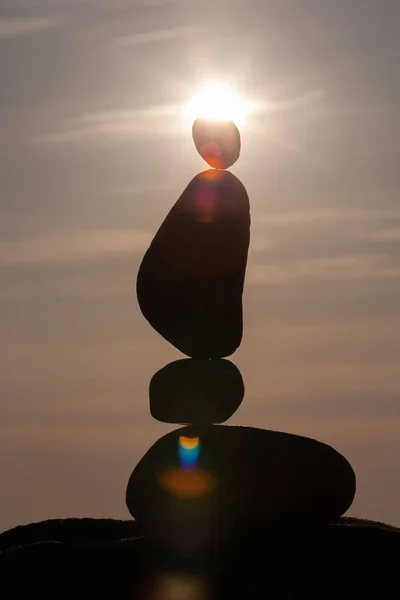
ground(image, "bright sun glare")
xmin=184 ymin=82 xmax=250 ymax=126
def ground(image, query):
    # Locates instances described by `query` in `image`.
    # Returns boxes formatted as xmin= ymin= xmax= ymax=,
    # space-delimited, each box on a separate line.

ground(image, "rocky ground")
xmin=1 ymin=517 xmax=399 ymax=598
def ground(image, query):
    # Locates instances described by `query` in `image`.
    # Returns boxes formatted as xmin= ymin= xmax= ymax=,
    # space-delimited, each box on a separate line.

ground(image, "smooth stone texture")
xmin=136 ymin=170 xmax=250 ymax=358
xmin=192 ymin=119 xmax=241 ymax=169
xmin=126 ymin=426 xmax=356 ymax=548
xmin=150 ymin=359 xmax=244 ymax=424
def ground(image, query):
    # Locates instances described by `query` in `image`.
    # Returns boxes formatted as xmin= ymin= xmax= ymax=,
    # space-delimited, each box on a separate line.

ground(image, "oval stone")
xmin=150 ymin=359 xmax=244 ymax=424
xmin=136 ymin=170 xmax=250 ymax=358
xmin=192 ymin=119 xmax=241 ymax=169
xmin=126 ymin=426 xmax=356 ymax=547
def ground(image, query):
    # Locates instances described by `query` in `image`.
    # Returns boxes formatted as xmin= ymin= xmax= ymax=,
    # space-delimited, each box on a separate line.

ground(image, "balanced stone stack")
xmin=127 ymin=118 xmax=356 ymax=550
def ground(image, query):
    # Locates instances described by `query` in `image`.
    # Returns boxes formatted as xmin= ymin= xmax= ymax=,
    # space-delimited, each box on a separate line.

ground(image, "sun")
xmin=184 ymin=82 xmax=251 ymax=126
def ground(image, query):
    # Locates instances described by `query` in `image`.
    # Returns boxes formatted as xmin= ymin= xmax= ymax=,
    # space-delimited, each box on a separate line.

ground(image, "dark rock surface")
xmin=150 ymin=358 xmax=244 ymax=424
xmin=126 ymin=426 xmax=356 ymax=547
xmin=0 ymin=518 xmax=141 ymax=551
xmin=1 ymin=517 xmax=399 ymax=598
xmin=137 ymin=170 xmax=250 ymax=358
xmin=192 ymin=118 xmax=241 ymax=169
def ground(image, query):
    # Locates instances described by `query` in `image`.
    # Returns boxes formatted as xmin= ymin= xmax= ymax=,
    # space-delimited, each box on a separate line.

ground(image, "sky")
xmin=0 ymin=0 xmax=399 ymax=533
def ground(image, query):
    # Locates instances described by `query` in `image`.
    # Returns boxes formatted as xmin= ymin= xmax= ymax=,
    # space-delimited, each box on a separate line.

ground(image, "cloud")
xmin=247 ymin=254 xmax=400 ymax=285
xmin=373 ymin=228 xmax=400 ymax=242
xmin=1 ymin=0 xmax=88 ymax=6
xmin=0 ymin=17 xmax=60 ymax=39
xmin=0 ymin=265 xmax=133 ymax=300
xmin=37 ymin=105 xmax=184 ymax=143
xmin=131 ymin=0 xmax=182 ymax=6
xmin=248 ymin=205 xmax=400 ymax=265
xmin=115 ymin=25 xmax=199 ymax=47
xmin=258 ymin=207 xmax=400 ymax=227
xmin=249 ymin=89 xmax=327 ymax=120
xmin=0 ymin=229 xmax=151 ymax=267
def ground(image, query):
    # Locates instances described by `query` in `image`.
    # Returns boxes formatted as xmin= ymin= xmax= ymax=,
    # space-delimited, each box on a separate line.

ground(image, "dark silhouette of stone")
xmin=126 ymin=425 xmax=356 ymax=548
xmin=192 ymin=119 xmax=241 ymax=169
xmin=2 ymin=518 xmax=399 ymax=598
xmin=136 ymin=170 xmax=250 ymax=358
xmin=150 ymin=359 xmax=244 ymax=424
xmin=0 ymin=518 xmax=142 ymax=551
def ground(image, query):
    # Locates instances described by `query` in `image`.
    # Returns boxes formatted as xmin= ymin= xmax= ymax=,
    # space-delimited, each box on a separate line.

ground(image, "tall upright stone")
xmin=137 ymin=169 xmax=250 ymax=358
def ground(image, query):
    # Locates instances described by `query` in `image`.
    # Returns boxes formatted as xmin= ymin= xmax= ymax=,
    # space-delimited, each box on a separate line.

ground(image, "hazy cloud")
xmin=0 ymin=0 xmax=89 ymax=6
xmin=258 ymin=207 xmax=400 ymax=226
xmin=0 ymin=17 xmax=59 ymax=38
xmin=247 ymin=254 xmax=400 ymax=285
xmin=261 ymin=89 xmax=327 ymax=114
xmin=37 ymin=106 xmax=184 ymax=143
xmin=115 ymin=25 xmax=199 ymax=47
xmin=374 ymin=228 xmax=400 ymax=242
xmin=0 ymin=229 xmax=151 ymax=266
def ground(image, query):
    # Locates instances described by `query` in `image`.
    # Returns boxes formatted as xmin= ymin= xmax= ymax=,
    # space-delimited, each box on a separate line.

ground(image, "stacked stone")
xmin=126 ymin=119 xmax=356 ymax=550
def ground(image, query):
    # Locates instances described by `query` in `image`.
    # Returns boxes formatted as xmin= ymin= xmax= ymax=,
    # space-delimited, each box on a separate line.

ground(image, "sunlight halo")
xmin=183 ymin=82 xmax=251 ymax=126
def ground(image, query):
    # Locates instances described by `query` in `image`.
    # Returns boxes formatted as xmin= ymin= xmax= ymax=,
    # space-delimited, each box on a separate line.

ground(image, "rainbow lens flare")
xmin=179 ymin=436 xmax=200 ymax=469
xmin=158 ymin=467 xmax=216 ymax=500
xmin=157 ymin=436 xmax=216 ymax=499
xmin=194 ymin=184 xmax=217 ymax=224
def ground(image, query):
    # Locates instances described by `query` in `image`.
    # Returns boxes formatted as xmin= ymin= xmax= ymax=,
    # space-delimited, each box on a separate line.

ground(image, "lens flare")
xmin=199 ymin=169 xmax=225 ymax=183
xmin=179 ymin=436 xmax=200 ymax=451
xmin=141 ymin=572 xmax=209 ymax=600
xmin=157 ymin=437 xmax=216 ymax=499
xmin=179 ymin=436 xmax=200 ymax=468
xmin=198 ymin=141 xmax=225 ymax=170
xmin=194 ymin=185 xmax=217 ymax=224
xmin=158 ymin=467 xmax=216 ymax=499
